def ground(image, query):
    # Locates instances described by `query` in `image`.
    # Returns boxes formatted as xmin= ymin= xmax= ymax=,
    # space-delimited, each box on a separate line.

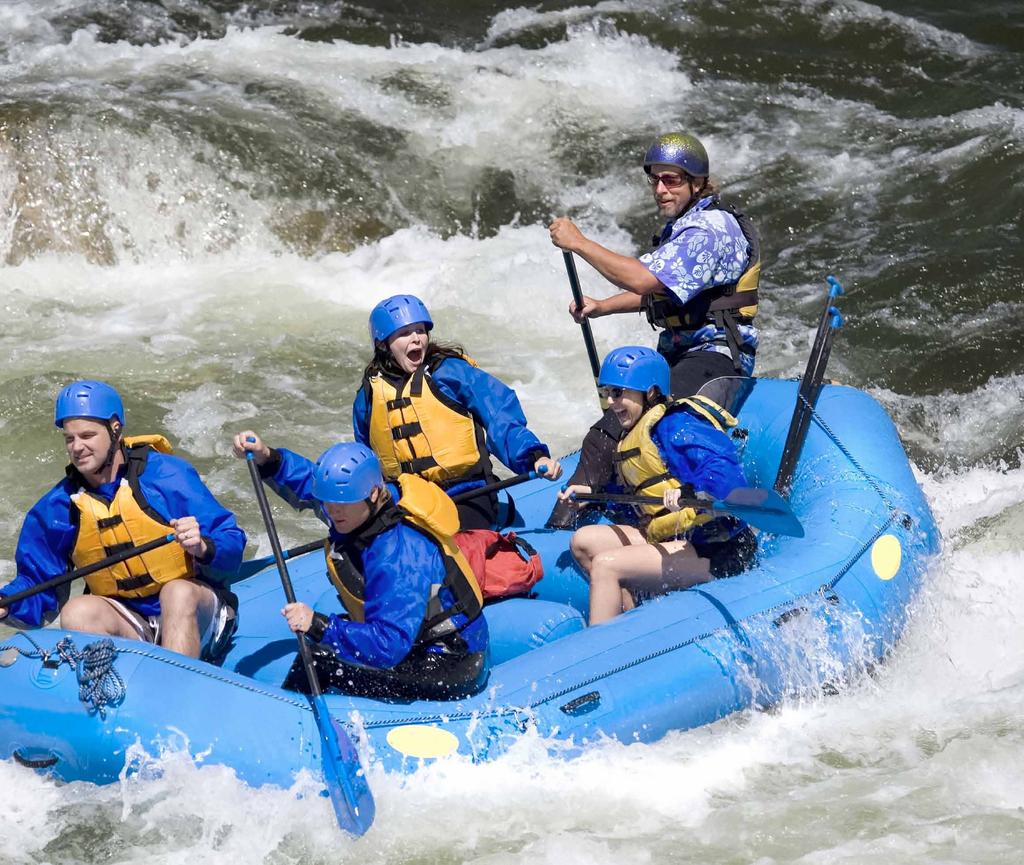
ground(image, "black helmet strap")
xmin=103 ymin=419 xmax=123 ymax=470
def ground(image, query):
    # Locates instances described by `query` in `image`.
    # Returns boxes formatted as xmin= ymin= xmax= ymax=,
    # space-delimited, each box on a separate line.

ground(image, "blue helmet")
xmin=313 ymin=442 xmax=384 ymax=504
xmin=368 ymin=294 xmax=433 ymax=344
xmin=643 ymin=132 xmax=709 ymax=178
xmin=54 ymin=380 xmax=125 ymax=428
xmin=598 ymin=346 xmax=670 ymax=398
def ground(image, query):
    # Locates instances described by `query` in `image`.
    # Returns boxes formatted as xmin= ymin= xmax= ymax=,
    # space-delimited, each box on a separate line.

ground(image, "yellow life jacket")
xmin=365 ymin=357 xmax=491 ymax=487
xmin=615 ymin=398 xmax=738 ymax=542
xmin=324 ymin=474 xmax=483 ymax=643
xmin=70 ymin=435 xmax=194 ymax=599
xmin=642 ymin=200 xmax=760 ymax=369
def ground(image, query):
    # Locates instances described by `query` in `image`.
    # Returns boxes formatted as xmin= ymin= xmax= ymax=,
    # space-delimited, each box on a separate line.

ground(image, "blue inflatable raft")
xmin=0 ymin=379 xmax=939 ymax=813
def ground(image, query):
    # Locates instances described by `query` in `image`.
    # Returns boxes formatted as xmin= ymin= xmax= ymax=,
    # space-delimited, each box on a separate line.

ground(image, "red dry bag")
xmin=454 ymin=529 xmax=544 ymax=600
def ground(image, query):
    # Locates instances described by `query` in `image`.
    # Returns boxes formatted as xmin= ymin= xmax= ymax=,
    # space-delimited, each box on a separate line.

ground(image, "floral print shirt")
xmin=639 ymin=197 xmax=758 ymax=375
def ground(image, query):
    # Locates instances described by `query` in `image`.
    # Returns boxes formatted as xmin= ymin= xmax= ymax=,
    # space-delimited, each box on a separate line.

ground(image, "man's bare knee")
xmin=158 ymin=580 xmax=204 ymax=615
xmin=59 ymin=596 xmax=135 ymax=640
xmin=59 ymin=596 xmax=100 ymax=631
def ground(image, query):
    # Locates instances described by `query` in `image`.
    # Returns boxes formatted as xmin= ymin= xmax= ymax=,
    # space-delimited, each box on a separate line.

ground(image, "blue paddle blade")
xmin=714 ymin=487 xmax=805 ymax=538
xmin=312 ymin=695 xmax=375 ymax=836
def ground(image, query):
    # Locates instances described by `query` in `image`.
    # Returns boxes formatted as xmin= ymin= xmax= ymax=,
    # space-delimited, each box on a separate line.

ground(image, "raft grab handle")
xmin=13 ymin=748 xmax=59 ymax=769
xmin=560 ymin=691 xmax=602 ymax=716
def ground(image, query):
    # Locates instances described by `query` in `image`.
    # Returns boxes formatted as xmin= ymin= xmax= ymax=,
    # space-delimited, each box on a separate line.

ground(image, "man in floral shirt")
xmin=549 ymin=131 xmax=760 ymax=396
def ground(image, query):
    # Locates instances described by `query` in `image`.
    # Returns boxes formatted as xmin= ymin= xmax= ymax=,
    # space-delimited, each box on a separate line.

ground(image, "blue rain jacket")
xmin=265 ymin=448 xmax=488 ymax=668
xmin=650 ymin=407 xmax=750 ymax=547
xmin=2 ymin=451 xmax=246 ymax=628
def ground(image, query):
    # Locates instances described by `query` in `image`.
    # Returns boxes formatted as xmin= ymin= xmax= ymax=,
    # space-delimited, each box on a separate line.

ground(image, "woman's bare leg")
xmin=569 ymin=523 xmax=645 ymax=573
xmin=589 ymin=539 xmax=712 ymax=625
xmin=571 ymin=523 xmax=649 ymax=625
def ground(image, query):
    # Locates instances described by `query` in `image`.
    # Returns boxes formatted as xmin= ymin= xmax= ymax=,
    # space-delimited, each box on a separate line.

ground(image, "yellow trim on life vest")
xmin=124 ymin=434 xmax=174 ymax=454
xmin=733 ymin=260 xmax=760 ymax=320
xmin=396 ymin=474 xmax=482 ymax=610
xmin=673 ymin=396 xmax=738 ymax=433
xmin=70 ymin=437 xmax=192 ymax=598
xmin=325 ymin=474 xmax=483 ymax=623
xmin=651 ymin=262 xmax=759 ymax=328
xmin=325 ymin=539 xmax=365 ymax=623
xmin=367 ymin=364 xmax=484 ymax=484
xmin=616 ymin=404 xmax=712 ymax=543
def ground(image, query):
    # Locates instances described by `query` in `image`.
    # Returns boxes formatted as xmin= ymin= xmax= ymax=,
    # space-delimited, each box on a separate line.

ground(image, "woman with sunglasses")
xmin=549 ymin=131 xmax=760 ymax=397
xmin=353 ymin=294 xmax=562 ymax=530
xmin=557 ymin=346 xmax=756 ymax=625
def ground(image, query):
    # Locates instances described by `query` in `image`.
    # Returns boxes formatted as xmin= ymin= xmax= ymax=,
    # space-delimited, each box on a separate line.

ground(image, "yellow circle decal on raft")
xmin=871 ymin=534 xmax=902 ymax=581
xmin=386 ymin=725 xmax=460 ymax=759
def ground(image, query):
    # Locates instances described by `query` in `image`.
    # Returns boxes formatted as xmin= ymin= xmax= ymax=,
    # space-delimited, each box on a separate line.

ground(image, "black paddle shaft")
xmin=572 ymin=487 xmax=804 ymax=538
xmin=774 ymin=295 xmax=840 ymax=495
xmin=790 ymin=324 xmax=836 ymax=455
xmin=245 ymin=455 xmax=325 ymax=699
xmin=240 ymin=445 xmax=374 ymax=837
xmin=0 ymin=533 xmax=175 ymax=611
xmin=449 ymin=470 xmax=538 ymax=504
xmin=574 ymin=491 xmax=710 ymax=508
xmin=563 ymin=251 xmax=602 ymax=383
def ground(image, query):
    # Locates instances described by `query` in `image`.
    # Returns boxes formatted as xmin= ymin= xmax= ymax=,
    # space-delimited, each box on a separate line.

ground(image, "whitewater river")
xmin=1 ymin=1 xmax=1023 ymax=862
